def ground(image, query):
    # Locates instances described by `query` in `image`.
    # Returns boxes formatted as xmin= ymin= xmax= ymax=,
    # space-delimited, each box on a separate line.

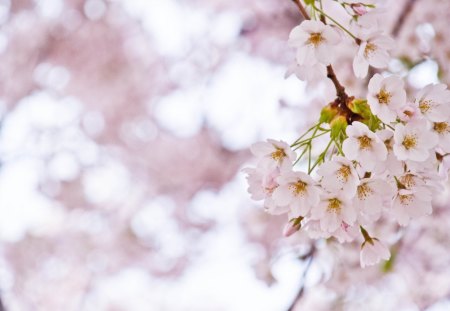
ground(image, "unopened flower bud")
xmin=320 ymin=104 xmax=339 ymax=124
xmin=283 ymin=216 xmax=303 ymax=237
xmin=348 ymin=99 xmax=371 ymax=119
xmin=330 ymin=115 xmax=348 ymax=139
xmin=351 ymin=3 xmax=368 ymax=16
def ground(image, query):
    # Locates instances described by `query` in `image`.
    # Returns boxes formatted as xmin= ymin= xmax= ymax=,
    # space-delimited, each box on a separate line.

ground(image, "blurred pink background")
xmin=1 ymin=0 xmax=450 ymax=310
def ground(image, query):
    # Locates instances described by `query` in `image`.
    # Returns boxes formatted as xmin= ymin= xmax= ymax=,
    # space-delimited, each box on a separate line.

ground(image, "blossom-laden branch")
xmin=245 ymin=0 xmax=450 ymax=272
xmin=290 ymin=0 xmax=350 ymax=104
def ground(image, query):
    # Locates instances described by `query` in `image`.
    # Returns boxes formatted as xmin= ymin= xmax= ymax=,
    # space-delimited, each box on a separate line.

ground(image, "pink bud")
xmin=351 ymin=3 xmax=368 ymax=16
xmin=283 ymin=217 xmax=303 ymax=237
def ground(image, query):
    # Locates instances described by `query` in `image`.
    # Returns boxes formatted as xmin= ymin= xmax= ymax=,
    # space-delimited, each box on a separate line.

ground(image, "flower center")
xmin=289 ymin=180 xmax=307 ymax=196
xmin=402 ymin=134 xmax=417 ymax=150
xmin=400 ymin=174 xmax=416 ymax=188
xmin=337 ymin=165 xmax=352 ymax=182
xmin=357 ymin=183 xmax=373 ymax=200
xmin=376 ymin=88 xmax=392 ymax=105
xmin=271 ymin=148 xmax=286 ymax=161
xmin=327 ymin=198 xmax=342 ymax=213
xmin=434 ymin=122 xmax=450 ymax=134
xmin=358 ymin=135 xmax=372 ymax=150
xmin=419 ymin=100 xmax=432 ymax=113
xmin=364 ymin=42 xmax=377 ymax=58
xmin=399 ymin=194 xmax=413 ymax=206
xmin=307 ymin=32 xmax=324 ymax=47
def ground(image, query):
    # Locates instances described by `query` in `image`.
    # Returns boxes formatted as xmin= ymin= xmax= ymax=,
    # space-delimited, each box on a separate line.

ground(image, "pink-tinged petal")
xmin=368 ymin=50 xmax=390 ymax=68
xmin=250 ymin=142 xmax=273 ymax=157
xmin=296 ymin=45 xmax=315 ymax=66
xmin=353 ymin=53 xmax=369 ymax=78
xmin=323 ymin=25 xmax=341 ymax=44
xmin=288 ymin=26 xmax=309 ymax=46
xmin=272 ymin=185 xmax=293 ymax=206
xmin=368 ymin=73 xmax=384 ymax=94
xmin=342 ymin=138 xmax=359 ymax=160
xmin=301 ymin=20 xmax=324 ymax=33
xmin=315 ymin=44 xmax=333 ymax=65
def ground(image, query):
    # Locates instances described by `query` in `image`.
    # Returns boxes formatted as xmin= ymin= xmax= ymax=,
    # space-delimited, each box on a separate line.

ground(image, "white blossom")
xmin=353 ymin=31 xmax=394 ymax=78
xmin=360 ymin=238 xmax=391 ymax=268
xmin=311 ymin=192 xmax=357 ymax=232
xmin=317 ymin=156 xmax=359 ymax=198
xmin=430 ymin=119 xmax=450 ymax=153
xmin=393 ymin=119 xmax=438 ymax=162
xmin=392 ymin=188 xmax=433 ymax=226
xmin=367 ymin=74 xmax=406 ymax=123
xmin=373 ymin=129 xmax=404 ymax=175
xmin=415 ymin=83 xmax=450 ymax=122
xmin=243 ymin=167 xmax=289 ymax=215
xmin=288 ymin=20 xmax=340 ymax=66
xmin=250 ymin=139 xmax=296 ymax=171
xmin=354 ymin=178 xmax=393 ymax=224
xmin=342 ymin=121 xmax=387 ymax=171
xmin=272 ymin=171 xmax=321 ymax=217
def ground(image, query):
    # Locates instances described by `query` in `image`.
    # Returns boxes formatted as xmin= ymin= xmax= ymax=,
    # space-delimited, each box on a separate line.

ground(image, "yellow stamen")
xmin=434 ymin=122 xmax=449 ymax=134
xmin=337 ymin=165 xmax=352 ymax=182
xmin=402 ymin=135 xmax=417 ymax=150
xmin=327 ymin=198 xmax=342 ymax=213
xmin=307 ymin=32 xmax=324 ymax=47
xmin=358 ymin=135 xmax=372 ymax=150
xmin=289 ymin=180 xmax=307 ymax=196
xmin=399 ymin=194 xmax=413 ymax=206
xmin=364 ymin=42 xmax=377 ymax=58
xmin=357 ymin=183 xmax=373 ymax=200
xmin=271 ymin=148 xmax=286 ymax=161
xmin=377 ymin=88 xmax=392 ymax=105
xmin=419 ymin=100 xmax=432 ymax=113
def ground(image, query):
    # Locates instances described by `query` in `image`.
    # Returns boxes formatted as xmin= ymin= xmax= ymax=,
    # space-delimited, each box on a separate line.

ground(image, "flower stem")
xmin=312 ymin=4 xmax=359 ymax=42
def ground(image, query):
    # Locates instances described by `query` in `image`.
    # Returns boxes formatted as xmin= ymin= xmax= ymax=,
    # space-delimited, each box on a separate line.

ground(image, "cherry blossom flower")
xmin=342 ymin=121 xmax=387 ymax=171
xmin=374 ymin=129 xmax=404 ymax=175
xmin=354 ymin=178 xmax=393 ymax=224
xmin=392 ymin=188 xmax=433 ymax=226
xmin=431 ymin=120 xmax=450 ymax=152
xmin=272 ymin=171 xmax=321 ymax=217
xmin=243 ymin=167 xmax=289 ymax=215
xmin=415 ymin=83 xmax=450 ymax=122
xmin=332 ymin=222 xmax=359 ymax=243
xmin=360 ymin=237 xmax=391 ymax=268
xmin=311 ymin=192 xmax=356 ymax=232
xmin=288 ymin=20 xmax=341 ymax=66
xmin=353 ymin=32 xmax=394 ymax=78
xmin=367 ymin=74 xmax=406 ymax=123
xmin=250 ymin=139 xmax=296 ymax=171
xmin=317 ymin=156 xmax=359 ymax=198
xmin=303 ymin=219 xmax=331 ymax=240
xmin=393 ymin=119 xmax=438 ymax=162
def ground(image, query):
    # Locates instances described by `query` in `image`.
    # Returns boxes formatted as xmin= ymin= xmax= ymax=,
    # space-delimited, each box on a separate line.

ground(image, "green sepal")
xmin=330 ymin=115 xmax=347 ymax=140
xmin=319 ymin=104 xmax=339 ymax=124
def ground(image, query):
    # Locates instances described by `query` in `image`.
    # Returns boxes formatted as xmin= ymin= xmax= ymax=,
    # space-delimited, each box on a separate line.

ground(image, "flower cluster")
xmin=288 ymin=0 xmax=394 ymax=81
xmin=245 ymin=0 xmax=450 ymax=268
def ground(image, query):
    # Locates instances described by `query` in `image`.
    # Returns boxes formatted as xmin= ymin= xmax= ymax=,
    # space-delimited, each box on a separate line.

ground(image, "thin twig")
xmin=291 ymin=0 xmax=311 ymax=21
xmin=290 ymin=0 xmax=350 ymax=102
xmin=287 ymin=246 xmax=316 ymax=311
xmin=392 ymin=0 xmax=417 ymax=37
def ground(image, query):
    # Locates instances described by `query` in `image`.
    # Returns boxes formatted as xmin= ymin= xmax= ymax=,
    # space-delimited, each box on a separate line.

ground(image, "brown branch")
xmin=290 ymin=0 xmax=350 ymax=103
xmin=392 ymin=0 xmax=417 ymax=37
xmin=286 ymin=246 xmax=316 ymax=311
xmin=291 ymin=0 xmax=311 ymax=21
